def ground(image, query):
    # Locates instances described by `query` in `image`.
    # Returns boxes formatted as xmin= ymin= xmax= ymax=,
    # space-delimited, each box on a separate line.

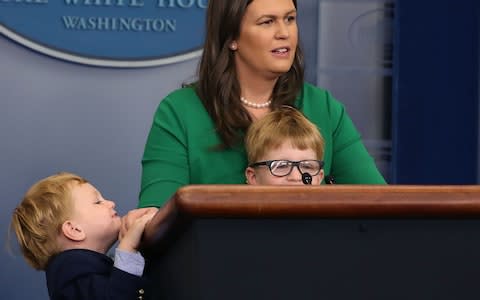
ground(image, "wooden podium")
xmin=142 ymin=185 xmax=480 ymax=300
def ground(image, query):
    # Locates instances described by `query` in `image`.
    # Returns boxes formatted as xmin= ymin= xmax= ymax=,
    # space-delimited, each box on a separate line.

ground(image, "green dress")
xmin=140 ymin=83 xmax=386 ymax=207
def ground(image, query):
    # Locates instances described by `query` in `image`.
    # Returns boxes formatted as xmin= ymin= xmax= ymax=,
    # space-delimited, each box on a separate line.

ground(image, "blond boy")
xmin=11 ymin=172 xmax=157 ymax=300
xmin=245 ymin=107 xmax=325 ymax=185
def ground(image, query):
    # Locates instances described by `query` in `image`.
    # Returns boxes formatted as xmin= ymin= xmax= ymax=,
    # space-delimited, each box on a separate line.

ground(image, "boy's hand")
xmin=119 ymin=207 xmax=158 ymax=239
xmin=118 ymin=208 xmax=158 ymax=252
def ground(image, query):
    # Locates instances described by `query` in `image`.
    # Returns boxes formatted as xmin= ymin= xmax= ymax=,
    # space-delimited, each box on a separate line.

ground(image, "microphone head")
xmin=302 ymin=172 xmax=312 ymax=185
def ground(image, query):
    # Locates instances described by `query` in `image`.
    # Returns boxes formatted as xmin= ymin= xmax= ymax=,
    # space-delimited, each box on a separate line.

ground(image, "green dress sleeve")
xmin=139 ymin=95 xmax=189 ymax=207
xmin=300 ymin=84 xmax=387 ymax=184
xmin=328 ymin=97 xmax=387 ymax=184
xmin=139 ymin=88 xmax=248 ymax=207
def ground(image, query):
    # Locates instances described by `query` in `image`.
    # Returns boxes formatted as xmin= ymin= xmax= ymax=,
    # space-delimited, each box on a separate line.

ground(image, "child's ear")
xmin=245 ymin=167 xmax=257 ymax=185
xmin=61 ymin=220 xmax=86 ymax=242
xmin=318 ymin=169 xmax=325 ymax=185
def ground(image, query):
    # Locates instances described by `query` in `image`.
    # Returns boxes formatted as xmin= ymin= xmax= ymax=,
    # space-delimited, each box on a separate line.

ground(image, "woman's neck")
xmin=237 ymin=71 xmax=278 ymax=103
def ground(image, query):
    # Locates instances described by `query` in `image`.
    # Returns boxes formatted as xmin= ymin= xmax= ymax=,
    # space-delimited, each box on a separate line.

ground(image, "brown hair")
xmin=10 ymin=172 xmax=87 ymax=270
xmin=245 ymin=106 xmax=324 ymax=164
xmin=195 ymin=0 xmax=304 ymax=148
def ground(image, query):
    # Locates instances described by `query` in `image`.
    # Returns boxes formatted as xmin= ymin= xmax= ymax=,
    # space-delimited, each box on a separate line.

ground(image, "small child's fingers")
xmin=130 ymin=212 xmax=156 ymax=230
xmin=133 ymin=207 xmax=158 ymax=218
xmin=144 ymin=211 xmax=157 ymax=222
xmin=137 ymin=208 xmax=159 ymax=221
xmin=118 ymin=208 xmax=158 ymax=241
xmin=121 ymin=208 xmax=150 ymax=230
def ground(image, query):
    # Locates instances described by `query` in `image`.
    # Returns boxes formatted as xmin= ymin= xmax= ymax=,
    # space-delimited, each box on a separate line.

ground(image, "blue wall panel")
xmin=392 ymin=0 xmax=479 ymax=183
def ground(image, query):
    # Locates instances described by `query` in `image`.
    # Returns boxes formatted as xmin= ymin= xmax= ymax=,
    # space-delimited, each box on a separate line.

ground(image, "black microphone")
xmin=302 ymin=172 xmax=312 ymax=185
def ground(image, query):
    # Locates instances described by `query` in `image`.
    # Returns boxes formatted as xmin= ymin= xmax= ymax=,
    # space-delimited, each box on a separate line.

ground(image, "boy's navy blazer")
xmin=46 ymin=249 xmax=146 ymax=300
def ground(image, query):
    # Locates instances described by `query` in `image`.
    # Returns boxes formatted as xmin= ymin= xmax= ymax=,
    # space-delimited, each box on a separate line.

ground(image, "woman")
xmin=140 ymin=0 xmax=386 ymax=207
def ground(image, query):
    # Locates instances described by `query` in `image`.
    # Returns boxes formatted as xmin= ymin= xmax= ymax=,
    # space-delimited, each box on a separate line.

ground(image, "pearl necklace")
xmin=240 ymin=97 xmax=272 ymax=109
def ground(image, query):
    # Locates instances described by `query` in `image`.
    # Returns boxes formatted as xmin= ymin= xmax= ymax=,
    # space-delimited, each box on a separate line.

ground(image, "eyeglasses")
xmin=249 ymin=160 xmax=324 ymax=177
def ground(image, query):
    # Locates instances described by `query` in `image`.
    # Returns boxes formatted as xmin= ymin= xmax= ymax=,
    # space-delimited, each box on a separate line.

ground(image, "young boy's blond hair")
xmin=10 ymin=172 xmax=87 ymax=270
xmin=245 ymin=106 xmax=325 ymax=164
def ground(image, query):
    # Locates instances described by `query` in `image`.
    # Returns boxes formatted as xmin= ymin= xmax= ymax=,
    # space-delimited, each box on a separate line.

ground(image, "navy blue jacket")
xmin=46 ymin=249 xmax=146 ymax=300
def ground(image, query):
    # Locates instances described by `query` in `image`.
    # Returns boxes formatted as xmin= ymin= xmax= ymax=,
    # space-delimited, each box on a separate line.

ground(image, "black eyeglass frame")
xmin=249 ymin=160 xmax=325 ymax=177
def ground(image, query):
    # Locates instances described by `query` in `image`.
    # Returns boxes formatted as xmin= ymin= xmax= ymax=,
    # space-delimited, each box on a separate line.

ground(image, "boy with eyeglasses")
xmin=245 ymin=106 xmax=325 ymax=185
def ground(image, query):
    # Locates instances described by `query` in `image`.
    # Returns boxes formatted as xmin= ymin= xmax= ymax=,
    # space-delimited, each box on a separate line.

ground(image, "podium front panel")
xmin=144 ymin=217 xmax=480 ymax=300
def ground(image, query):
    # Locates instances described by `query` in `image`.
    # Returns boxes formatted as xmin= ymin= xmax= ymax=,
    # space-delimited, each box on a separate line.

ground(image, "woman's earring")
xmin=230 ymin=43 xmax=237 ymax=51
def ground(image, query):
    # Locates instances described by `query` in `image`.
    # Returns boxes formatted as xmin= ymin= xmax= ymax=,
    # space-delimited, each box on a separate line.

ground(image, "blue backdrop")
xmin=392 ymin=0 xmax=479 ymax=183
